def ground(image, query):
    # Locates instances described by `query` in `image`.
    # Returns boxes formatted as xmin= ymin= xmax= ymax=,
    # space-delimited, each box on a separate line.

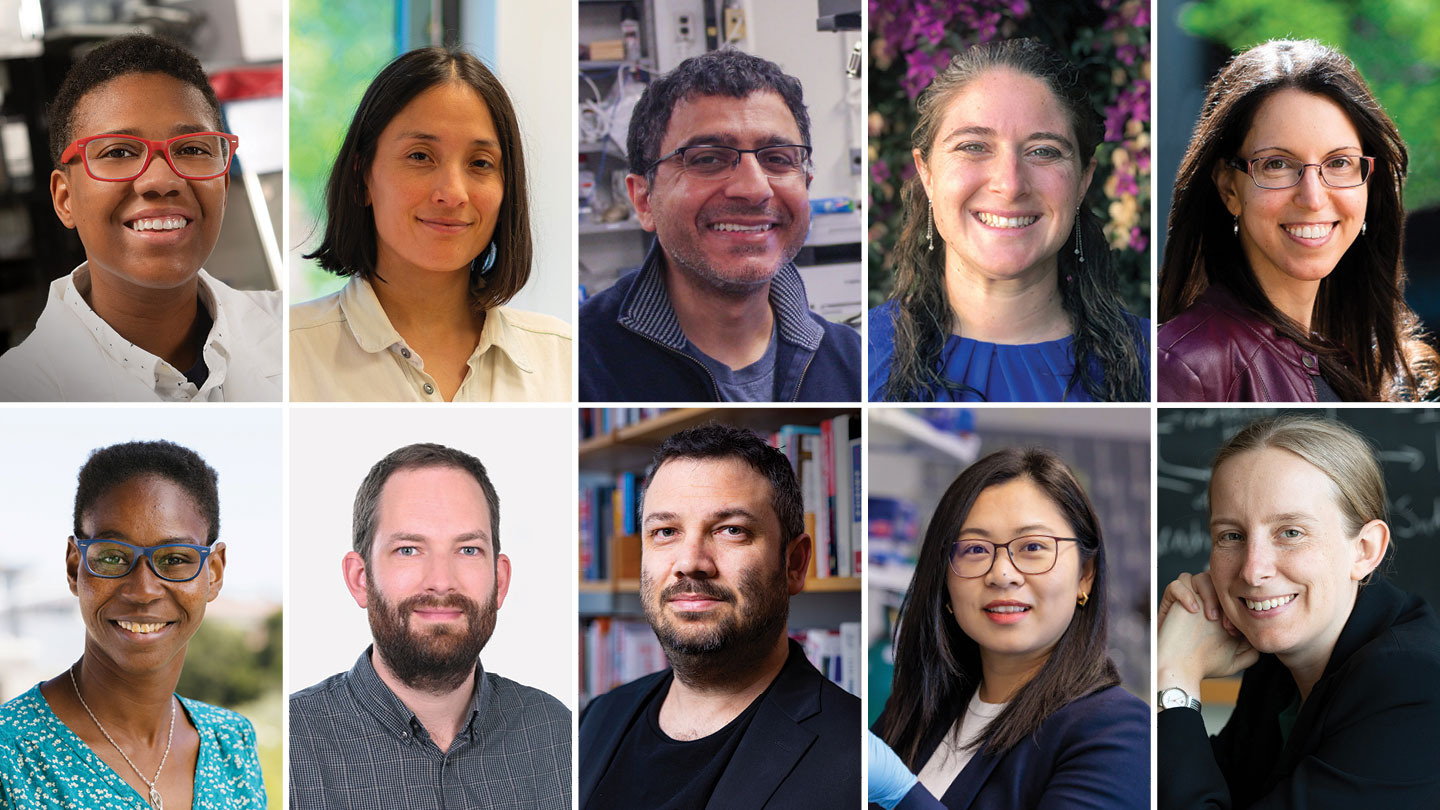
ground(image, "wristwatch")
xmin=1157 ymin=686 xmax=1202 ymax=713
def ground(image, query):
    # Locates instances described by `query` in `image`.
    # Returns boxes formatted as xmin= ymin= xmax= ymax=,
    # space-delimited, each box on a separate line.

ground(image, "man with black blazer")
xmin=579 ymin=424 xmax=860 ymax=809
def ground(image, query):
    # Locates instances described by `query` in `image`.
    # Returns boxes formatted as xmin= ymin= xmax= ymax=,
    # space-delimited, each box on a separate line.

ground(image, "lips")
xmin=1283 ymin=222 xmax=1335 ymax=240
xmin=709 ymin=222 xmax=775 ymax=233
xmin=1242 ymin=594 xmax=1297 ymax=612
xmin=417 ymin=216 xmax=472 ymax=231
xmin=983 ymin=600 xmax=1032 ymax=614
xmin=113 ymin=619 xmax=175 ymax=634
xmin=976 ymin=212 xmax=1038 ymax=229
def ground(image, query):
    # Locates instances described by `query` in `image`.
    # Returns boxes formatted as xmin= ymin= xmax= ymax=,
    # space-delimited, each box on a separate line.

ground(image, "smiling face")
xmin=946 ymin=476 xmax=1093 ymax=673
xmin=1215 ymin=90 xmax=1369 ymax=299
xmin=1208 ymin=447 xmax=1376 ymax=667
xmin=346 ymin=465 xmax=510 ymax=692
xmin=51 ymin=72 xmax=228 ymax=291
xmin=366 ymin=81 xmax=504 ymax=279
xmin=68 ymin=474 xmax=223 ymax=676
xmin=917 ymin=68 xmax=1094 ymax=283
xmin=628 ymin=91 xmax=811 ymax=297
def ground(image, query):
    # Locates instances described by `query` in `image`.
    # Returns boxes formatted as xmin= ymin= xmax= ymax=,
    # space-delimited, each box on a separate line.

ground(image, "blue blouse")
xmin=868 ymin=300 xmax=1151 ymax=402
xmin=0 ymin=685 xmax=266 ymax=810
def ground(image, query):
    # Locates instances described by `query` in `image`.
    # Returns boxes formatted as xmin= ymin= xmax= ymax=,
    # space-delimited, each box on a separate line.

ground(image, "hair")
xmin=48 ymin=34 xmax=223 ymax=168
xmin=643 ymin=423 xmax=805 ymax=552
xmin=352 ymin=443 xmax=501 ymax=561
xmin=879 ymin=38 xmax=1147 ymax=403
xmin=1211 ymin=413 xmax=1386 ymax=540
xmin=626 ymin=48 xmax=811 ymax=180
xmin=1158 ymin=39 xmax=1438 ymax=401
xmin=73 ymin=440 xmax=221 ymax=545
xmin=305 ymin=47 xmax=532 ymax=312
xmin=876 ymin=447 xmax=1118 ymax=766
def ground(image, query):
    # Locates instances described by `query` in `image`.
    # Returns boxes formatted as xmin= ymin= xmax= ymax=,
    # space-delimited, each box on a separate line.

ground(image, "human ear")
xmin=1213 ymin=159 xmax=1244 ymax=218
xmin=342 ymin=550 xmax=369 ymax=608
xmin=205 ymin=541 xmax=226 ymax=602
xmin=1079 ymin=156 xmax=1097 ymax=198
xmin=626 ymin=173 xmax=656 ymax=232
xmin=66 ymin=537 xmax=81 ymax=596
xmin=786 ymin=534 xmax=813 ymax=596
xmin=493 ymin=552 xmax=512 ymax=610
xmin=1079 ymin=556 xmax=1097 ymax=602
xmin=51 ymin=169 xmax=77 ymax=229
xmin=1351 ymin=519 xmax=1389 ymax=581
xmin=913 ymin=148 xmax=933 ymax=199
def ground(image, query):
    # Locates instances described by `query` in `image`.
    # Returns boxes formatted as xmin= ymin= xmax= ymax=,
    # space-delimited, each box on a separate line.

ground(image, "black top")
xmin=1159 ymin=577 xmax=1440 ymax=809
xmin=589 ymin=672 xmax=765 ymax=809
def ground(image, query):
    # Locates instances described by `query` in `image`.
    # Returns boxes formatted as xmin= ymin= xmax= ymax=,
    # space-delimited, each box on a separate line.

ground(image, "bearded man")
xmin=289 ymin=443 xmax=570 ymax=810
xmin=578 ymin=424 xmax=860 ymax=808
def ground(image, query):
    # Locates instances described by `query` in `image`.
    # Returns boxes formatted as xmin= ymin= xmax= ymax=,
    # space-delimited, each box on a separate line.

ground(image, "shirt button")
xmin=400 ymin=348 xmax=411 ymax=359
xmin=423 ymin=383 xmax=435 ymax=395
xmin=1302 ymin=355 xmax=1316 ymax=369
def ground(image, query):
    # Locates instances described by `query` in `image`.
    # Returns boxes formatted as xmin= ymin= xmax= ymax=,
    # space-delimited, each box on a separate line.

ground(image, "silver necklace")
xmin=70 ymin=664 xmax=176 ymax=810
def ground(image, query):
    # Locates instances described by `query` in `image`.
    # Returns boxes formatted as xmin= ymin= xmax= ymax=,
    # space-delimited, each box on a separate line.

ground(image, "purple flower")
xmin=1130 ymin=226 xmax=1148 ymax=253
xmin=872 ymin=159 xmax=892 ymax=186
xmin=903 ymin=48 xmax=952 ymax=99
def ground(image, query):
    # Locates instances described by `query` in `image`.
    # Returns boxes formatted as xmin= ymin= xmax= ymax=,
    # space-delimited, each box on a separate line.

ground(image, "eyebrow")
xmin=940 ymin=125 xmax=1075 ymax=150
xmin=85 ymin=528 xmax=202 ymax=544
xmin=641 ymin=507 xmax=762 ymax=528
xmin=392 ymin=131 xmax=501 ymax=149
xmin=674 ymin=133 xmax=797 ymax=150
xmin=959 ymin=523 xmax=1058 ymax=538
xmin=383 ymin=530 xmax=491 ymax=547
xmin=1209 ymin=512 xmax=1318 ymax=529
xmin=97 ymin=124 xmax=219 ymax=138
xmin=1247 ymin=145 xmax=1362 ymax=156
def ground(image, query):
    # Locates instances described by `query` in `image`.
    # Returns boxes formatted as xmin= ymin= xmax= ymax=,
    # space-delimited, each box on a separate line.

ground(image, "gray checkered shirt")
xmin=289 ymin=647 xmax=571 ymax=809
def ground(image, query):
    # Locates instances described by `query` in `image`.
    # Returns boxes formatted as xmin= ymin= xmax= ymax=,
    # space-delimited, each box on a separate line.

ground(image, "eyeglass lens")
xmin=82 ymin=134 xmax=232 ymax=180
xmin=1251 ymin=156 xmax=1370 ymax=189
xmin=949 ymin=536 xmax=1058 ymax=577
xmin=84 ymin=540 xmax=205 ymax=581
xmin=680 ymin=145 xmax=809 ymax=178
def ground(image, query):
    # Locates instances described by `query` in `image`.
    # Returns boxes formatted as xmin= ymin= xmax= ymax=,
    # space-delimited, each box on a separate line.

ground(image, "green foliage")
xmin=175 ymin=610 xmax=281 ymax=708
xmin=1178 ymin=0 xmax=1440 ymax=209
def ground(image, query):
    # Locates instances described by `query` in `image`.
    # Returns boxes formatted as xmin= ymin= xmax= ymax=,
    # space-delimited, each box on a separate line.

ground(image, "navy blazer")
xmin=579 ymin=640 xmax=860 ymax=809
xmin=1159 ymin=577 xmax=1440 ymax=809
xmin=884 ymin=685 xmax=1149 ymax=810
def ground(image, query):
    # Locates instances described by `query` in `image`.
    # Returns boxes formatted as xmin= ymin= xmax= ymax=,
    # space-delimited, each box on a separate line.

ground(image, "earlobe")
xmin=626 ymin=173 xmax=655 ymax=232
xmin=66 ymin=537 xmax=80 ymax=596
xmin=206 ymin=542 xmax=227 ymax=602
xmin=1353 ymin=520 xmax=1390 ymax=581
xmin=913 ymin=149 xmax=932 ymax=198
xmin=787 ymin=534 xmax=813 ymax=596
xmin=51 ymin=169 xmax=76 ymax=229
xmin=1213 ymin=160 xmax=1243 ymax=217
xmin=342 ymin=551 xmax=370 ymax=608
xmin=493 ymin=553 xmax=512 ymax=610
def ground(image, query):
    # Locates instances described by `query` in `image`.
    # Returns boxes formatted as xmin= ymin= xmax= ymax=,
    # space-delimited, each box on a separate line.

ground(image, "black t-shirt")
xmin=588 ymin=674 xmax=767 ymax=810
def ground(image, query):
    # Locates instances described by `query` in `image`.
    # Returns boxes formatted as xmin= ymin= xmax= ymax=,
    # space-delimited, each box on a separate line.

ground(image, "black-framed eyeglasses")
xmin=645 ymin=144 xmax=812 ymax=179
xmin=1226 ymin=155 xmax=1374 ymax=190
xmin=946 ymin=535 xmax=1079 ymax=579
xmin=74 ymin=537 xmax=213 ymax=582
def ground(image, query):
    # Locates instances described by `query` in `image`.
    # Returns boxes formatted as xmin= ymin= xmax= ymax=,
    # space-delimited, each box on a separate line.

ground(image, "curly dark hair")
xmin=48 ymin=34 xmax=222 ymax=168
xmin=878 ymin=38 xmax=1147 ymax=402
xmin=73 ymin=440 xmax=221 ymax=545
xmin=1158 ymin=39 xmax=1437 ymax=401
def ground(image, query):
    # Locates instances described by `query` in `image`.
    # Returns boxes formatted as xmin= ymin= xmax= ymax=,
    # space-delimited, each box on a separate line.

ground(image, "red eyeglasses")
xmin=60 ymin=132 xmax=240 ymax=181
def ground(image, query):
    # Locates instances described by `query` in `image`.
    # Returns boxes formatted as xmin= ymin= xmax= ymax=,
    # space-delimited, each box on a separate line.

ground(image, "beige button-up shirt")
xmin=289 ymin=276 xmax=572 ymax=402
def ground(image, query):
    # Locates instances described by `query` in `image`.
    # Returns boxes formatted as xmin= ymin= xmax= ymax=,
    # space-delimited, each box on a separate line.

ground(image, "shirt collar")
xmin=345 ymin=645 xmax=489 ymax=746
xmin=617 ymin=242 xmax=824 ymax=353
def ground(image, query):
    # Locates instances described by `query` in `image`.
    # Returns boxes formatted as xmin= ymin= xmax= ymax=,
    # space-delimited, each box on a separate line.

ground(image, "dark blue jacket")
xmin=579 ymin=246 xmax=861 ymax=402
xmin=888 ymin=685 xmax=1149 ymax=810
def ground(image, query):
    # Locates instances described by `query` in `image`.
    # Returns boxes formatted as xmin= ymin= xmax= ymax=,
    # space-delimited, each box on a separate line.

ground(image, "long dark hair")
xmin=876 ymin=447 xmax=1119 ymax=766
xmin=304 ymin=47 xmax=532 ymax=312
xmin=879 ymin=39 xmax=1147 ymax=402
xmin=1158 ymin=39 xmax=1437 ymax=401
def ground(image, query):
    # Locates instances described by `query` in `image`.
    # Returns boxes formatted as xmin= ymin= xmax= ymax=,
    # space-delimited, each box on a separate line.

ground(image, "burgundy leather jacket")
xmin=1157 ymin=285 xmax=1323 ymax=402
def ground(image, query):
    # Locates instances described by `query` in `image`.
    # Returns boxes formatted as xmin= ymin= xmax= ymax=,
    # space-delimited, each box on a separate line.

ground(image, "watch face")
xmin=1159 ymin=688 xmax=1188 ymax=709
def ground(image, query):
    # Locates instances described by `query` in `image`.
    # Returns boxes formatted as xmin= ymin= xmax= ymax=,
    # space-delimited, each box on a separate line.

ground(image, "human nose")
xmin=983 ymin=545 xmax=1024 ymax=587
xmin=130 ymin=146 xmax=185 ymax=194
xmin=987 ymin=151 xmax=1029 ymax=199
xmin=1239 ymin=540 xmax=1276 ymax=586
xmin=431 ymin=161 xmax=469 ymax=208
xmin=670 ymin=532 xmax=719 ymax=580
xmin=1291 ymin=166 xmax=1329 ymax=210
xmin=722 ymin=152 xmax=775 ymax=203
xmin=117 ymin=554 xmax=167 ymax=601
xmin=420 ymin=555 xmax=459 ymax=593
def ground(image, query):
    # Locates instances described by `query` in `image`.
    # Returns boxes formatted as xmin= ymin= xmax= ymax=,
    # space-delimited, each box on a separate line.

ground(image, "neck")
xmin=662 ymin=255 xmax=774 ymax=369
xmin=659 ymin=633 xmax=789 ymax=740
xmin=943 ymin=255 xmax=1070 ymax=343
xmin=85 ymin=265 xmax=206 ymax=370
xmin=370 ymin=261 xmax=483 ymax=340
xmin=977 ymin=646 xmax=1050 ymax=704
xmin=1279 ymin=588 xmax=1356 ymax=703
xmin=370 ymin=647 xmax=476 ymax=753
xmin=1252 ymin=269 xmax=1320 ymax=334
xmin=69 ymin=650 xmax=180 ymax=744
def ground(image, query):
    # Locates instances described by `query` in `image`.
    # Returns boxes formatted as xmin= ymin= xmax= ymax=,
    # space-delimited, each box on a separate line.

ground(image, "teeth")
xmin=978 ymin=213 xmax=1037 ymax=228
xmin=129 ymin=216 xmax=188 ymax=232
xmin=1284 ymin=223 xmax=1333 ymax=239
xmin=984 ymin=605 xmax=1030 ymax=614
xmin=711 ymin=222 xmax=772 ymax=233
xmin=117 ymin=621 xmax=167 ymax=634
xmin=1244 ymin=594 xmax=1296 ymax=612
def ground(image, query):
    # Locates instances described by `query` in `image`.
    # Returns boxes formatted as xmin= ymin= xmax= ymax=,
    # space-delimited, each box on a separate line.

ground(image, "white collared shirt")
xmin=0 ymin=263 xmax=282 ymax=402
xmin=288 ymin=275 xmax=572 ymax=402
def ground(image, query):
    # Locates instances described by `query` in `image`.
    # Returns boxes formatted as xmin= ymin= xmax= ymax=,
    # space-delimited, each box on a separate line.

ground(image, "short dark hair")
xmin=352 ymin=443 xmax=501 ymax=562
xmin=73 ymin=440 xmax=221 ymax=545
xmin=644 ymin=423 xmax=804 ymax=548
xmin=48 ymin=34 xmax=223 ymax=168
xmin=626 ymin=49 xmax=811 ymax=180
xmin=305 ymin=47 xmax=532 ymax=313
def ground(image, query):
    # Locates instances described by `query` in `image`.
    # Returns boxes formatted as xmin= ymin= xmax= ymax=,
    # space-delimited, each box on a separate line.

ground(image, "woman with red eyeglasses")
xmin=0 ymin=34 xmax=280 ymax=402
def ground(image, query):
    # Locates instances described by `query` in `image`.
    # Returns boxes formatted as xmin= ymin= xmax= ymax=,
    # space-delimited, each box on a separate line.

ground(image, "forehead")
xmin=81 ymin=474 xmax=208 ymax=537
xmin=644 ymin=456 xmax=776 ymax=517
xmin=1242 ymin=89 xmax=1361 ymax=152
xmin=961 ymin=476 xmax=1073 ymax=535
xmin=379 ymin=81 xmax=498 ymax=143
xmin=660 ymin=90 xmax=801 ymax=153
xmin=70 ymin=72 xmax=218 ymax=138
xmin=376 ymin=466 xmax=491 ymax=530
xmin=1211 ymin=447 xmax=1342 ymax=517
xmin=933 ymin=68 xmax=1074 ymax=146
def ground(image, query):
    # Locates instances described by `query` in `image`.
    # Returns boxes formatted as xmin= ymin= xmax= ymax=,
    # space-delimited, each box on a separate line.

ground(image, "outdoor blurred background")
xmin=867 ymin=0 xmax=1151 ymax=316
xmin=1157 ymin=0 xmax=1440 ymax=348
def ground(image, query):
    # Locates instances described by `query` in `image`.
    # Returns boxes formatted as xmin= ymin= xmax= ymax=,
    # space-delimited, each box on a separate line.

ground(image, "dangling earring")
xmin=1072 ymin=207 xmax=1085 ymax=264
xmin=472 ymin=241 xmax=497 ymax=274
xmin=1077 ymin=592 xmax=1089 ymax=608
xmin=943 ymin=601 xmax=953 ymax=615
xmin=926 ymin=200 xmax=935 ymax=252
xmin=1233 ymin=215 xmax=1240 ymax=237
xmin=1361 ymin=221 xmax=1367 ymax=236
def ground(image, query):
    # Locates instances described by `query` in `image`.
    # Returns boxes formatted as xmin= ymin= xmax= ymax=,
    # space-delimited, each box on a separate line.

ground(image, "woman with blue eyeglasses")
xmin=1157 ymin=39 xmax=1438 ymax=402
xmin=0 ymin=441 xmax=266 ymax=810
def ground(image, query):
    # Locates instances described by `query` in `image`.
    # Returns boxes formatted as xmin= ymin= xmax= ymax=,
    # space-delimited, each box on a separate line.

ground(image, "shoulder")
xmin=484 ymin=672 xmax=572 ymax=725
xmin=288 ymin=670 xmax=352 ymax=719
xmin=179 ymin=696 xmax=259 ymax=749
xmin=1045 ymin=685 xmax=1150 ymax=737
xmin=0 ymin=688 xmax=45 ymax=748
xmin=581 ymin=669 xmax=666 ymax=729
xmin=1334 ymin=595 xmax=1440 ymax=698
xmin=493 ymin=307 xmax=573 ymax=343
xmin=202 ymin=272 xmax=282 ymax=322
xmin=288 ymin=287 xmax=347 ymax=333
xmin=579 ymin=271 xmax=640 ymax=328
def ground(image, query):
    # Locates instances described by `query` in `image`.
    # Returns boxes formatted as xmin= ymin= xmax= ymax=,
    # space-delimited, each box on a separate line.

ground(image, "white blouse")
xmin=916 ymin=691 xmax=1008 ymax=798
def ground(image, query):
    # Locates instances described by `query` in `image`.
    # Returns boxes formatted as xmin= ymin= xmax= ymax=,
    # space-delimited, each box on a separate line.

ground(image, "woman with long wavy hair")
xmin=1157 ymin=39 xmax=1436 ymax=401
xmin=869 ymin=39 xmax=1149 ymax=402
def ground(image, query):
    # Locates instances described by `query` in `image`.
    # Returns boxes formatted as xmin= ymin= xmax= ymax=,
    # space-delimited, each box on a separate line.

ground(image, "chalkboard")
xmin=1158 ymin=407 xmax=1440 ymax=610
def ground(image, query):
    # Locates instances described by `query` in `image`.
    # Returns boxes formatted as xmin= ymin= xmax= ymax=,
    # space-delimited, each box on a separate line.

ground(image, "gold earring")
xmin=944 ymin=601 xmax=953 ymax=615
xmin=1077 ymin=592 xmax=1089 ymax=607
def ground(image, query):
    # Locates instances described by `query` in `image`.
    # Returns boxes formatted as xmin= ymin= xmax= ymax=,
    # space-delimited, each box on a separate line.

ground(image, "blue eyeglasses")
xmin=74 ymin=538 xmax=213 ymax=582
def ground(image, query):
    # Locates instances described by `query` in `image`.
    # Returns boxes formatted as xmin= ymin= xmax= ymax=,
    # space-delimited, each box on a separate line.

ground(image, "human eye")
xmin=405 ymin=150 xmax=433 ymax=163
xmin=954 ymin=141 xmax=989 ymax=156
xmin=760 ymin=148 xmax=801 ymax=168
xmin=457 ymin=545 xmax=484 ymax=557
xmin=1259 ymin=157 xmax=1296 ymax=172
xmin=684 ymin=148 xmax=730 ymax=168
xmin=1278 ymin=528 xmax=1306 ymax=541
xmin=95 ymin=143 xmax=142 ymax=160
xmin=716 ymin=525 xmax=750 ymax=540
xmin=395 ymin=546 xmax=419 ymax=557
xmin=1213 ymin=530 xmax=1244 ymax=547
xmin=956 ymin=540 xmax=989 ymax=556
xmin=1325 ymin=156 xmax=1354 ymax=170
xmin=1027 ymin=144 xmax=1063 ymax=160
xmin=649 ymin=527 xmax=679 ymax=544
xmin=471 ymin=155 xmax=496 ymax=170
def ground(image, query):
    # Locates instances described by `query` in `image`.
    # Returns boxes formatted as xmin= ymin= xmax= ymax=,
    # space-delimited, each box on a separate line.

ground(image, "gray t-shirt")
xmin=684 ymin=324 xmax=779 ymax=402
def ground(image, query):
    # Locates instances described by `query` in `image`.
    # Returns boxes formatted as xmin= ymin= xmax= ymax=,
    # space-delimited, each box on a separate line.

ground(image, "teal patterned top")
xmin=0 ymin=684 xmax=266 ymax=809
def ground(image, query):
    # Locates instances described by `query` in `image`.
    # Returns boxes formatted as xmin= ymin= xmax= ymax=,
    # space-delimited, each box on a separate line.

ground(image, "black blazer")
xmin=1159 ymin=577 xmax=1440 ymax=808
xmin=578 ymin=640 xmax=860 ymax=809
xmin=881 ymin=685 xmax=1148 ymax=810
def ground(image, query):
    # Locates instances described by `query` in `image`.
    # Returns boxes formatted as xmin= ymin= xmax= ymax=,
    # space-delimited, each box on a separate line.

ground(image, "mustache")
xmin=700 ymin=204 xmax=790 ymax=225
xmin=660 ymin=577 xmax=735 ymax=603
xmin=397 ymin=593 xmax=479 ymax=615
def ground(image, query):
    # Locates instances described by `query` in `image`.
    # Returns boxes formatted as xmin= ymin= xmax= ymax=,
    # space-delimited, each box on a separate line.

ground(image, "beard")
xmin=367 ymin=580 xmax=497 ymax=694
xmin=640 ymin=562 xmax=790 ymax=686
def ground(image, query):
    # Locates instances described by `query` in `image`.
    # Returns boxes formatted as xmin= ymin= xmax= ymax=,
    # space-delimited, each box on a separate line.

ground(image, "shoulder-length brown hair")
xmin=875 ymin=447 xmax=1119 ymax=766
xmin=1158 ymin=39 xmax=1436 ymax=401
xmin=304 ymin=47 xmax=532 ymax=312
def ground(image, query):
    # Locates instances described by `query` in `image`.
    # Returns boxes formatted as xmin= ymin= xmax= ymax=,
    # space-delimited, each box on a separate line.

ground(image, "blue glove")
xmin=868 ymin=730 xmax=919 ymax=809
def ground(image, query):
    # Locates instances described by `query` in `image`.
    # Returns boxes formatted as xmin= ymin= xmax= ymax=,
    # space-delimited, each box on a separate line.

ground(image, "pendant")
xmin=149 ymin=786 xmax=164 ymax=810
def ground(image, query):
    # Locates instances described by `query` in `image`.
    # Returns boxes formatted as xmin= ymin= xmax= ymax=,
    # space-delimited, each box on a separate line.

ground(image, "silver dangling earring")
xmin=472 ymin=241 xmax=497 ymax=275
xmin=926 ymin=200 xmax=935 ymax=252
xmin=1361 ymin=221 xmax=1367 ymax=236
xmin=1072 ymin=207 xmax=1085 ymax=264
xmin=1233 ymin=215 xmax=1240 ymax=237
